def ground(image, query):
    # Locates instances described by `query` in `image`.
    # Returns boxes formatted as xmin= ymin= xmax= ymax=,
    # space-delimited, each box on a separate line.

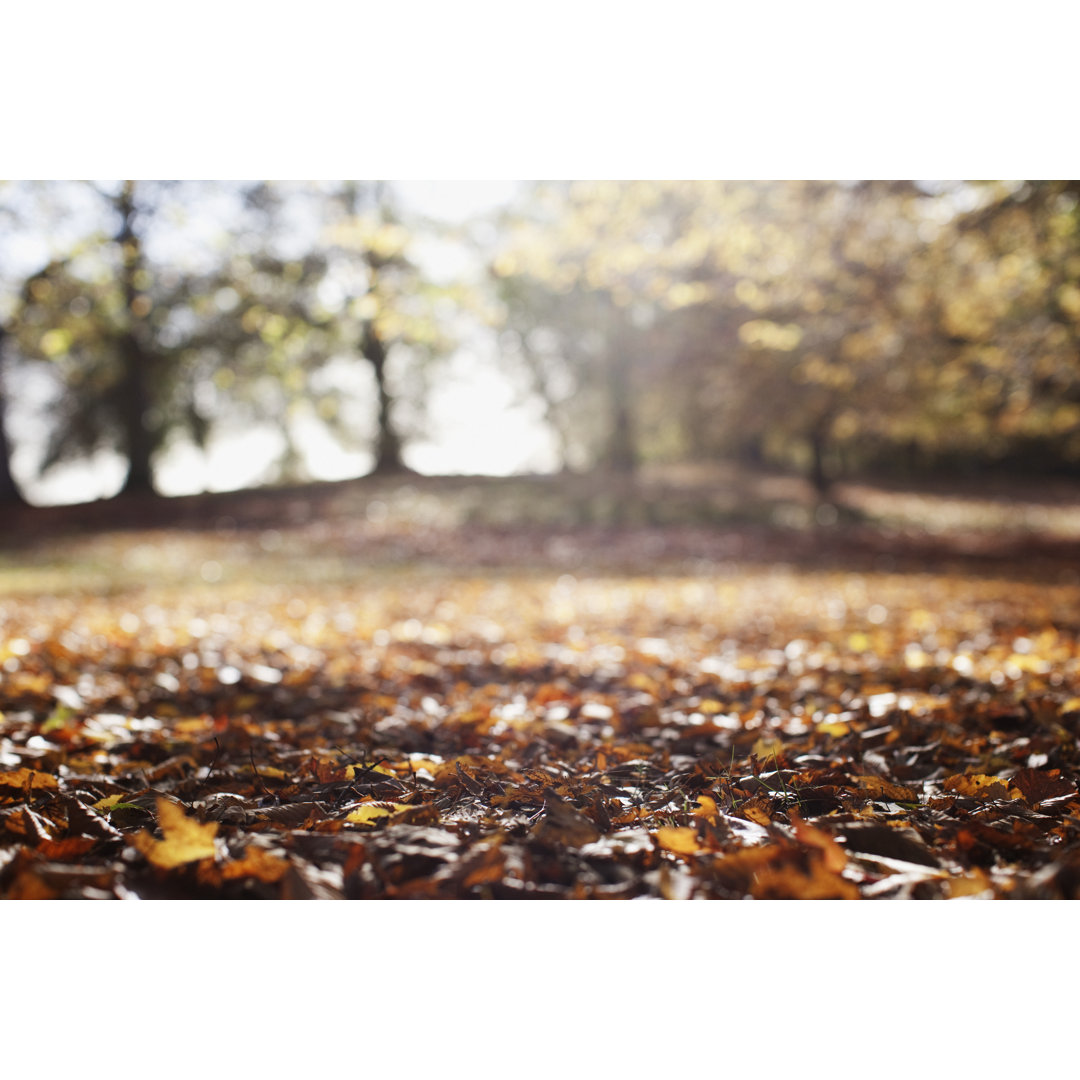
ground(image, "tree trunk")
xmin=0 ymin=327 xmax=29 ymax=506
xmin=117 ymin=334 xmax=156 ymax=496
xmin=115 ymin=181 xmax=157 ymax=497
xmin=362 ymin=320 xmax=408 ymax=474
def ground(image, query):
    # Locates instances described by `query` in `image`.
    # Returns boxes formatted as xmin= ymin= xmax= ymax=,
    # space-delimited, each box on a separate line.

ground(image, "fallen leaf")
xmin=132 ymin=798 xmax=218 ymax=868
xmin=345 ymin=802 xmax=412 ymax=826
xmin=655 ymin=826 xmax=701 ymax=855
xmin=944 ymin=773 xmax=1012 ymax=800
xmin=532 ymin=789 xmax=602 ymax=847
xmin=751 ymin=858 xmax=860 ymax=900
xmin=693 ymin=794 xmax=719 ymax=826
xmin=792 ymin=816 xmax=848 ymax=873
xmin=0 ymin=768 xmax=59 ymax=801
xmin=219 ymin=845 xmax=291 ymax=883
xmin=855 ymin=775 xmax=920 ymax=802
xmin=1010 ymin=768 xmax=1075 ymax=805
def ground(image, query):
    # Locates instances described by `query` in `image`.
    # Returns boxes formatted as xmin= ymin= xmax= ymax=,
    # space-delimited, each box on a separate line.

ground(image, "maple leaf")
xmin=132 ymin=798 xmax=218 ymax=869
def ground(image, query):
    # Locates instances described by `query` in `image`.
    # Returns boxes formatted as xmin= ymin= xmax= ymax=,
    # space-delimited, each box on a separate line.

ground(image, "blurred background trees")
xmin=1 ymin=178 xmax=1077 ymax=507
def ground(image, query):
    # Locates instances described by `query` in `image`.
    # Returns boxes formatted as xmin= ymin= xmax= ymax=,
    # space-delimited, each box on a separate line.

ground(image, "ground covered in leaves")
xmin=4 ymin=478 xmax=1080 ymax=899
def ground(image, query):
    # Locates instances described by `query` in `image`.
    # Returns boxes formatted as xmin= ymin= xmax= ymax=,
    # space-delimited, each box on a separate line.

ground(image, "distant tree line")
xmin=1 ymin=179 xmax=1078 ymax=506
xmin=492 ymin=180 xmax=1080 ymax=493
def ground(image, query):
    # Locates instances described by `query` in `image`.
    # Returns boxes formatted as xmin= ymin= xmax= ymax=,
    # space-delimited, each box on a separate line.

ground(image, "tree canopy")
xmin=1 ymin=179 xmax=1078 ymax=505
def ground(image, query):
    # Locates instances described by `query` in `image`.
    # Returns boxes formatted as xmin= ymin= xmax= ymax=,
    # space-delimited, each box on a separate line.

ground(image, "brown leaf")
xmin=1010 ymin=768 xmax=1076 ymax=805
xmin=792 ymin=816 xmax=848 ymax=873
xmin=532 ymin=789 xmax=601 ymax=847
xmin=838 ymin=822 xmax=940 ymax=868
xmin=62 ymin=797 xmax=124 ymax=842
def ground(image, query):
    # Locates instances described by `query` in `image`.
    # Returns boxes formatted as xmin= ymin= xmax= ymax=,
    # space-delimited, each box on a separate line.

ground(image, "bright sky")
xmin=10 ymin=180 xmax=560 ymax=506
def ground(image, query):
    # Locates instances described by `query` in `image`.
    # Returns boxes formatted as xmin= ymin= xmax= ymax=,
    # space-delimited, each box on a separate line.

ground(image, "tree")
xmin=922 ymin=181 xmax=1080 ymax=474
xmin=492 ymin=181 xmax=957 ymax=492
xmin=491 ymin=182 xmax=681 ymax=474
xmin=0 ymin=191 xmax=30 ymax=507
xmin=322 ymin=182 xmax=456 ymax=475
xmin=0 ymin=324 xmax=28 ymax=507
xmin=5 ymin=181 xmax=205 ymax=497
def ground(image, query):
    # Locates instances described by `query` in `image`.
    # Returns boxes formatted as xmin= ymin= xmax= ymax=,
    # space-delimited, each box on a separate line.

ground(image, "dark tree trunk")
xmin=0 ymin=327 xmax=29 ymax=507
xmin=340 ymin=182 xmax=411 ymax=477
xmin=115 ymin=181 xmax=157 ymax=497
xmin=362 ymin=320 xmax=408 ymax=475
xmin=117 ymin=334 xmax=156 ymax=496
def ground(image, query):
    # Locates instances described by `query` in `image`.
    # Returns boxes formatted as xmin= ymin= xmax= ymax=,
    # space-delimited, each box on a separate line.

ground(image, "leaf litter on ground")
xmin=3 ymin=494 xmax=1080 ymax=899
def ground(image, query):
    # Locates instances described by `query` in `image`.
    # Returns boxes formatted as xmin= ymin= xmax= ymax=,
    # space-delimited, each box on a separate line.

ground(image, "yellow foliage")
xmin=40 ymin=329 xmax=72 ymax=358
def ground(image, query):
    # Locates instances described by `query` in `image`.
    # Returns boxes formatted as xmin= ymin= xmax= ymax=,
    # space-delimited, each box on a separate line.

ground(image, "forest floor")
xmin=3 ymin=466 xmax=1080 ymax=898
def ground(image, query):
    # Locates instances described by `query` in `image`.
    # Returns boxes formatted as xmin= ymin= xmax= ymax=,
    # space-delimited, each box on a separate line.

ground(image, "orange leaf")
xmin=656 ymin=826 xmax=700 ymax=855
xmin=741 ymin=797 xmax=772 ymax=826
xmin=220 ymin=845 xmax=290 ymax=883
xmin=793 ymin=816 xmax=848 ymax=873
xmin=943 ymin=774 xmax=1011 ymax=800
xmin=751 ymin=859 xmax=859 ymax=900
xmin=693 ymin=794 xmax=719 ymax=826
xmin=855 ymin=775 xmax=920 ymax=802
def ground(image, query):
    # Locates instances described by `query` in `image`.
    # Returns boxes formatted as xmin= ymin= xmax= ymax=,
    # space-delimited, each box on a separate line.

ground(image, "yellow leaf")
xmin=254 ymin=765 xmax=288 ymax=780
xmin=816 ymin=719 xmax=850 ymax=738
xmin=693 ymin=794 xmax=719 ymax=826
xmin=345 ymin=802 xmax=412 ymax=826
xmin=948 ymin=869 xmax=993 ymax=898
xmin=656 ymin=826 xmax=701 ymax=855
xmin=345 ymin=763 xmax=396 ymax=780
xmin=132 ymin=798 xmax=218 ymax=868
xmin=0 ymin=767 xmax=59 ymax=796
xmin=751 ymin=735 xmax=783 ymax=761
